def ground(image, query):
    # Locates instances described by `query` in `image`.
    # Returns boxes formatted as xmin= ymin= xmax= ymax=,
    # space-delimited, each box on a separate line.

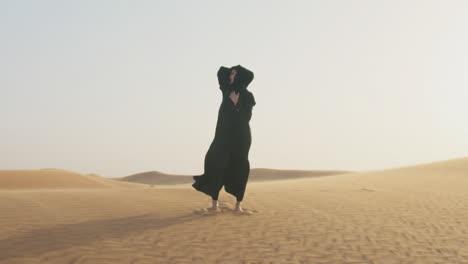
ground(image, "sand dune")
xmin=118 ymin=168 xmax=351 ymax=185
xmin=1 ymin=157 xmax=468 ymax=263
xmin=0 ymin=169 xmax=142 ymax=189
xmin=248 ymin=168 xmax=351 ymax=181
xmin=117 ymin=171 xmax=193 ymax=185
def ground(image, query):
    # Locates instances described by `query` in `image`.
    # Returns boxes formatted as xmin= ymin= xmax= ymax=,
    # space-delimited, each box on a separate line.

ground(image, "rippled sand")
xmin=1 ymin=158 xmax=468 ymax=264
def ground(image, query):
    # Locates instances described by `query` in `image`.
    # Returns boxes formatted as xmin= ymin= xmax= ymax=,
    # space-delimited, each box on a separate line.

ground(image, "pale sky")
xmin=2 ymin=0 xmax=467 ymax=178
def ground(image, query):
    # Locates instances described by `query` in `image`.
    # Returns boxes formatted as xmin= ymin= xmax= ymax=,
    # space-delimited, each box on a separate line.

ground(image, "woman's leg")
xmin=224 ymin=150 xmax=250 ymax=211
xmin=235 ymin=155 xmax=250 ymax=203
xmin=210 ymin=186 xmax=221 ymax=210
xmin=193 ymin=144 xmax=230 ymax=211
xmin=235 ymin=200 xmax=243 ymax=212
xmin=210 ymin=199 xmax=219 ymax=210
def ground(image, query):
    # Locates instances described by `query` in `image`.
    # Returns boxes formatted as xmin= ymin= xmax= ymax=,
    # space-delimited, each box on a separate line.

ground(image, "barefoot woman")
xmin=192 ymin=65 xmax=256 ymax=212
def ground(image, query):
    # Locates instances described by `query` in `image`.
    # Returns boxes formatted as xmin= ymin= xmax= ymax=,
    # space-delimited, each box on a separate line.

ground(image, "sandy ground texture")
xmin=1 ymin=157 xmax=468 ymax=264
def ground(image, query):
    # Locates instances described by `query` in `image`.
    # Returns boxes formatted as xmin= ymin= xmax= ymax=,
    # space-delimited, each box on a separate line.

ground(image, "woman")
xmin=192 ymin=65 xmax=256 ymax=212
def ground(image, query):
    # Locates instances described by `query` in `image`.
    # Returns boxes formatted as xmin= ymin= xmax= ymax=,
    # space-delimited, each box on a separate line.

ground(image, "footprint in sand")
xmin=234 ymin=208 xmax=258 ymax=215
xmin=193 ymin=208 xmax=221 ymax=215
xmin=193 ymin=205 xmax=258 ymax=216
xmin=360 ymin=188 xmax=377 ymax=192
xmin=192 ymin=199 xmax=259 ymax=215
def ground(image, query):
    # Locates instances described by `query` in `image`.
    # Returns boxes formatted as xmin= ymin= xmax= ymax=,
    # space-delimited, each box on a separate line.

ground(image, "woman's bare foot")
xmin=235 ymin=201 xmax=243 ymax=212
xmin=208 ymin=200 xmax=219 ymax=211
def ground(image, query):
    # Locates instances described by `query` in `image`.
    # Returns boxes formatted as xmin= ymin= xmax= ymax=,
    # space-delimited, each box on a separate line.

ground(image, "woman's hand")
xmin=229 ymin=91 xmax=240 ymax=105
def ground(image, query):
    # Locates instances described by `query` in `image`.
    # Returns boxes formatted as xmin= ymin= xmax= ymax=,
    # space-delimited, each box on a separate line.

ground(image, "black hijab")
xmin=230 ymin=65 xmax=254 ymax=93
xmin=217 ymin=65 xmax=254 ymax=93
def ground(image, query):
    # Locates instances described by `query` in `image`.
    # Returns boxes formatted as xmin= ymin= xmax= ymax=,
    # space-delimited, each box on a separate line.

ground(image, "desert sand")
xmin=1 ymin=157 xmax=468 ymax=264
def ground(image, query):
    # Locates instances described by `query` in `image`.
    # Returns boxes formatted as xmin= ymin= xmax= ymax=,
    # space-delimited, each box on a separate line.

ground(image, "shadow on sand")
xmin=0 ymin=211 xmax=206 ymax=262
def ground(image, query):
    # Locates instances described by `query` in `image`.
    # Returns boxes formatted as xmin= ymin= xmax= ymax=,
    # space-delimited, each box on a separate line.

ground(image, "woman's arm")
xmin=238 ymin=92 xmax=256 ymax=123
xmin=227 ymin=91 xmax=256 ymax=124
xmin=217 ymin=66 xmax=231 ymax=93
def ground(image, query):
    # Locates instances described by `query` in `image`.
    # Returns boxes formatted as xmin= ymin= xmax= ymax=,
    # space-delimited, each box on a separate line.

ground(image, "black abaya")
xmin=192 ymin=65 xmax=255 ymax=201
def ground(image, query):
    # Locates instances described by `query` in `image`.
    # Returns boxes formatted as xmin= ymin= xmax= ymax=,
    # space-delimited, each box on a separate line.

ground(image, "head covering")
xmin=217 ymin=65 xmax=255 ymax=94
xmin=230 ymin=65 xmax=254 ymax=92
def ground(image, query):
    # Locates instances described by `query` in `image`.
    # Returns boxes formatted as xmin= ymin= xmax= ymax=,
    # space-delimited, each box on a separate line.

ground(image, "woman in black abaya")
xmin=192 ymin=65 xmax=256 ymax=212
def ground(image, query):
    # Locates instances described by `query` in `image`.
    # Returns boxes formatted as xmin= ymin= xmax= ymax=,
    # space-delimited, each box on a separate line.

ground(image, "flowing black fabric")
xmin=192 ymin=65 xmax=256 ymax=201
